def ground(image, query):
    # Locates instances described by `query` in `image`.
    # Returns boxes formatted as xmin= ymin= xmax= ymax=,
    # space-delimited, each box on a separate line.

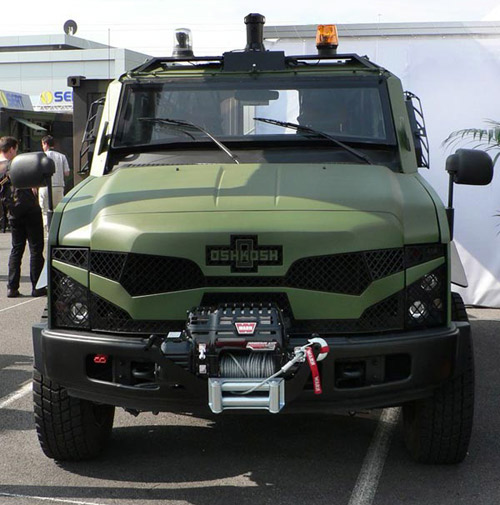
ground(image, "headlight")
xmin=406 ymin=264 xmax=447 ymax=329
xmin=69 ymin=302 xmax=90 ymax=325
xmin=409 ymin=301 xmax=428 ymax=321
xmin=421 ymin=273 xmax=439 ymax=292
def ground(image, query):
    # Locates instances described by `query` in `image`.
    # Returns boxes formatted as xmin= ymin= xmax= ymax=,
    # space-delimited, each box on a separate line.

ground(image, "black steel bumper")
xmin=32 ymin=322 xmax=471 ymax=414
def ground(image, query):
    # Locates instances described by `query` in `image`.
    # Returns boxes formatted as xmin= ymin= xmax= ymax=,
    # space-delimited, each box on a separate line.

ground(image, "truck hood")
xmin=57 ymin=163 xmax=440 ymax=253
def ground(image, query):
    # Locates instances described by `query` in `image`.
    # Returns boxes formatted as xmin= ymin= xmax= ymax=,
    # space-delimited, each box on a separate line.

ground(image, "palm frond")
xmin=442 ymin=121 xmax=500 ymax=161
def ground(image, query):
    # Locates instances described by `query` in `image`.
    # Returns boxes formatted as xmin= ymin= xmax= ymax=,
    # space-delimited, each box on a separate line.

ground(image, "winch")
xmin=185 ymin=305 xmax=286 ymax=379
xmin=165 ymin=304 xmax=330 ymax=413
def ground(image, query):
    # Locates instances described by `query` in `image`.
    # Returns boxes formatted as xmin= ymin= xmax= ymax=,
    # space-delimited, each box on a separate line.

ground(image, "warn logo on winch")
xmin=235 ymin=322 xmax=257 ymax=335
xmin=206 ymin=235 xmax=283 ymax=273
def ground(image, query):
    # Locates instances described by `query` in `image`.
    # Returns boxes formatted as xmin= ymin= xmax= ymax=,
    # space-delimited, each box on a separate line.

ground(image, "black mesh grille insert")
xmin=366 ymin=249 xmax=404 ymax=280
xmin=89 ymin=248 xmax=405 ymax=296
xmin=52 ymin=248 xmax=89 ymax=269
xmin=90 ymin=252 xmax=127 ymax=282
xmin=120 ymin=254 xmax=205 ymax=296
xmin=286 ymin=253 xmax=371 ymax=294
xmin=90 ymin=294 xmax=184 ymax=334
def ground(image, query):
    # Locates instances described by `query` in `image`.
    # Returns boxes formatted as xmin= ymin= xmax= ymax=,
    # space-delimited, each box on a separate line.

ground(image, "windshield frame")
xmin=111 ymin=74 xmax=397 ymax=150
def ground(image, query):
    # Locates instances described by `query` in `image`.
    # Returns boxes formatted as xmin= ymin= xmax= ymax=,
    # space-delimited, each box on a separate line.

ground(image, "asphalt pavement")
xmin=0 ymin=229 xmax=499 ymax=505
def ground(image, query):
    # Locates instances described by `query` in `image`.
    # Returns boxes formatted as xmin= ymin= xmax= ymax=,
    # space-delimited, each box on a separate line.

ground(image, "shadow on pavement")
xmin=1 ymin=413 xmax=379 ymax=505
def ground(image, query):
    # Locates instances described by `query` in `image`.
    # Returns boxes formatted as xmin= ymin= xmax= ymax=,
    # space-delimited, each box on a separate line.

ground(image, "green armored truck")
xmin=10 ymin=14 xmax=493 ymax=464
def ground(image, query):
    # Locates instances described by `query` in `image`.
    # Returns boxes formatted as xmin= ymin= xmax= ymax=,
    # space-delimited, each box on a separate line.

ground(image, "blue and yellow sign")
xmin=0 ymin=89 xmax=32 ymax=110
xmin=40 ymin=90 xmax=73 ymax=105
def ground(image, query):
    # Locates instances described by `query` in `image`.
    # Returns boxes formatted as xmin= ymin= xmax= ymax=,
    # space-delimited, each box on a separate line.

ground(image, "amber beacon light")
xmin=316 ymin=24 xmax=339 ymax=56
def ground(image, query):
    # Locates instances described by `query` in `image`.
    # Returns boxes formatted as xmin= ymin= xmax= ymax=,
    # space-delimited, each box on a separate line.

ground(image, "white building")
xmin=0 ymin=34 xmax=151 ymax=112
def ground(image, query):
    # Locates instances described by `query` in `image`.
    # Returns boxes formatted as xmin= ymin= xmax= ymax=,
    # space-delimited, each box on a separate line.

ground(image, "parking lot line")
xmin=0 ymin=382 xmax=32 ymax=409
xmin=348 ymin=407 xmax=400 ymax=505
xmin=0 ymin=298 xmax=41 ymax=313
xmin=0 ymin=493 xmax=106 ymax=505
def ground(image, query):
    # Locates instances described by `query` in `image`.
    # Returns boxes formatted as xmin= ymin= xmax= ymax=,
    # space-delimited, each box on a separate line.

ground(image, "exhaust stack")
xmin=245 ymin=13 xmax=266 ymax=51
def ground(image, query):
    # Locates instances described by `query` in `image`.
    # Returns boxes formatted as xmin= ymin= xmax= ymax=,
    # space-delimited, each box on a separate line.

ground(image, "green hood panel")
xmin=59 ymin=163 xmax=440 ymax=255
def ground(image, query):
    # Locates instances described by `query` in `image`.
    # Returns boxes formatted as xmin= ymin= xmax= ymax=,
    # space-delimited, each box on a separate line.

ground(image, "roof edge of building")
xmin=264 ymin=20 xmax=500 ymax=39
xmin=0 ymin=34 xmax=114 ymax=52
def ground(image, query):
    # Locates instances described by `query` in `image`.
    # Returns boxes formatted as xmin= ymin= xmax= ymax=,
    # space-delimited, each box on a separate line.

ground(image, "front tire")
xmin=402 ymin=293 xmax=474 ymax=464
xmin=33 ymin=370 xmax=115 ymax=461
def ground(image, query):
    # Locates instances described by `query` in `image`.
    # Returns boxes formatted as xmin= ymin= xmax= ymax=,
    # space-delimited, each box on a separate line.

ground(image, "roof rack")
xmin=285 ymin=53 xmax=382 ymax=71
xmin=129 ymin=51 xmax=382 ymax=76
xmin=130 ymin=56 xmax=224 ymax=74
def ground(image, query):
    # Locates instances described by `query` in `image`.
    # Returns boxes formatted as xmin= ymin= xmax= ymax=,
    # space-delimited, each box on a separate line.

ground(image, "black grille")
xmin=121 ymin=254 xmax=204 ymax=296
xmin=90 ymin=294 xmax=184 ymax=334
xmin=366 ymin=249 xmax=404 ymax=280
xmin=89 ymin=248 xmax=405 ymax=296
xmin=286 ymin=253 xmax=371 ymax=294
xmin=87 ymin=290 xmax=405 ymax=336
xmin=90 ymin=252 xmax=127 ymax=281
xmin=52 ymin=248 xmax=89 ymax=269
xmin=50 ymin=245 xmax=445 ymax=336
xmin=51 ymin=269 xmax=90 ymax=329
xmin=359 ymin=293 xmax=404 ymax=330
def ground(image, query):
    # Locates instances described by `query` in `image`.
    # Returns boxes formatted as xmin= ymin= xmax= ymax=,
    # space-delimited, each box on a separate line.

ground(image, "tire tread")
xmin=33 ymin=370 xmax=114 ymax=461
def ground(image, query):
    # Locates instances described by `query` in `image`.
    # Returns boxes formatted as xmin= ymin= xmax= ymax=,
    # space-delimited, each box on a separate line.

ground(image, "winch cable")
xmin=225 ymin=337 xmax=329 ymax=396
xmin=221 ymin=352 xmax=276 ymax=379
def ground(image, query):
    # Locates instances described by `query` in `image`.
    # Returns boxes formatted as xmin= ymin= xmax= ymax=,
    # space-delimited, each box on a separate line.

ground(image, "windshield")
xmin=113 ymin=76 xmax=395 ymax=148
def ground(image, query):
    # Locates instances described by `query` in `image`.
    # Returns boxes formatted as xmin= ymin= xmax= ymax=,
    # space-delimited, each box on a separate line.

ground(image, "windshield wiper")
xmin=253 ymin=117 xmax=374 ymax=165
xmin=139 ymin=117 xmax=239 ymax=164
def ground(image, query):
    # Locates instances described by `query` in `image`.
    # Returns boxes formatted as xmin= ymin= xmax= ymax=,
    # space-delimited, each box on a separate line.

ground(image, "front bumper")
xmin=32 ymin=322 xmax=471 ymax=414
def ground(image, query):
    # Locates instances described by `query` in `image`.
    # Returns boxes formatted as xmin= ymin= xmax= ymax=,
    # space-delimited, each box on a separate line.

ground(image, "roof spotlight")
xmin=172 ymin=28 xmax=194 ymax=58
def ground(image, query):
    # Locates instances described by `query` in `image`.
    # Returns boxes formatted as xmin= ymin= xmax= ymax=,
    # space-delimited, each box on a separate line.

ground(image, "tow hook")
xmin=307 ymin=336 xmax=329 ymax=362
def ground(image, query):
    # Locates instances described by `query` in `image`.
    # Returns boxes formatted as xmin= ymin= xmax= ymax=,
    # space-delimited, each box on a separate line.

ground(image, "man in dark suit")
xmin=0 ymin=136 xmax=46 ymax=298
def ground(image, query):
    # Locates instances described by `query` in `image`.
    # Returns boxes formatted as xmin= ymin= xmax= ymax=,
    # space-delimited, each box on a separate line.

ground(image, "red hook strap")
xmin=305 ymin=347 xmax=322 ymax=395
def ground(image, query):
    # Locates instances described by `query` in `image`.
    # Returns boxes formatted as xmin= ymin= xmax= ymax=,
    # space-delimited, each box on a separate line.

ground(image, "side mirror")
xmin=446 ymin=148 xmax=493 ymax=185
xmin=8 ymin=152 xmax=55 ymax=188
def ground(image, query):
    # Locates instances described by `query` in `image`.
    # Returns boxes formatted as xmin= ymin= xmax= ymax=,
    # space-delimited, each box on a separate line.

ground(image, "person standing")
xmin=40 ymin=135 xmax=70 ymax=231
xmin=0 ymin=136 xmax=46 ymax=298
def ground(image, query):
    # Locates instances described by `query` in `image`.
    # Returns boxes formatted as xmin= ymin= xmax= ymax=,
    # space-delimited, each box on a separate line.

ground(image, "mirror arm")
xmin=446 ymin=207 xmax=454 ymax=241
xmin=445 ymin=160 xmax=456 ymax=240
xmin=446 ymin=172 xmax=455 ymax=240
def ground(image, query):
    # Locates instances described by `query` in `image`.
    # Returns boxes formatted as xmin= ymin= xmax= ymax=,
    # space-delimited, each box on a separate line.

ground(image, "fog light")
xmin=70 ymin=302 xmax=89 ymax=325
xmin=409 ymin=301 xmax=428 ymax=321
xmin=433 ymin=298 xmax=443 ymax=310
xmin=421 ymin=273 xmax=439 ymax=292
